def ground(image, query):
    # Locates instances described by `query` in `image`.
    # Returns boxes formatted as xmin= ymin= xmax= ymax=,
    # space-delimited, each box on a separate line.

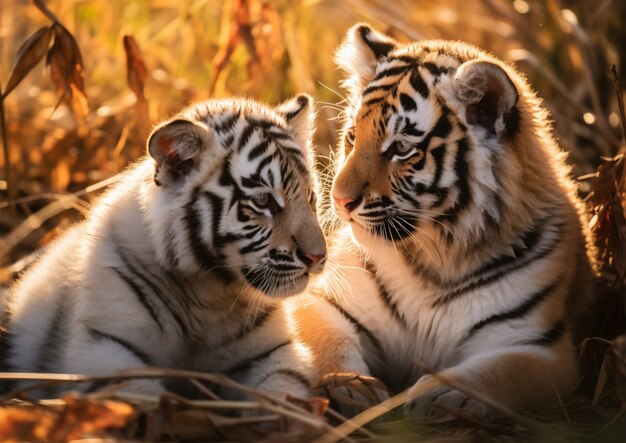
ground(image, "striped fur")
xmin=2 ymin=96 xmax=325 ymax=401
xmin=291 ymin=24 xmax=598 ymax=417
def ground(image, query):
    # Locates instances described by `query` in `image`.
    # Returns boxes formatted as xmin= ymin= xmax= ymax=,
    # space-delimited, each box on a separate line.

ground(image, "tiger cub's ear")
xmin=454 ymin=60 xmax=520 ymax=139
xmin=335 ymin=23 xmax=399 ymax=88
xmin=147 ymin=119 xmax=214 ymax=186
xmin=276 ymin=94 xmax=315 ymax=153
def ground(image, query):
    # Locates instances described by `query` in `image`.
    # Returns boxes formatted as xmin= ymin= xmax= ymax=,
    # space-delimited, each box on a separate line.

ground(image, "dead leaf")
xmin=46 ymin=23 xmax=87 ymax=119
xmin=3 ymin=26 xmax=53 ymax=98
xmin=0 ymin=406 xmax=56 ymax=443
xmin=0 ymin=395 xmax=134 ymax=443
xmin=123 ymin=35 xmax=148 ymax=101
xmin=58 ymin=396 xmax=135 ymax=441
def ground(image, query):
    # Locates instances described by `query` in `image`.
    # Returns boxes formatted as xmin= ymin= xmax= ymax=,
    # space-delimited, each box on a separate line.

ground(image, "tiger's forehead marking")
xmin=355 ymin=60 xmax=447 ymax=155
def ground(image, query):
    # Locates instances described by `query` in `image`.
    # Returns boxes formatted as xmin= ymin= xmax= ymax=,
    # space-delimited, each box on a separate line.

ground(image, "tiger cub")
xmin=1 ymin=96 xmax=326 ymax=401
xmin=292 ymin=24 xmax=598 ymax=418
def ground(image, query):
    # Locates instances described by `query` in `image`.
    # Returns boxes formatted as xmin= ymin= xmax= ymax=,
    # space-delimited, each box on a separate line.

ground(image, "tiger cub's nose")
xmin=304 ymin=252 xmax=326 ymax=268
xmin=296 ymin=249 xmax=326 ymax=270
xmin=333 ymin=195 xmax=358 ymax=212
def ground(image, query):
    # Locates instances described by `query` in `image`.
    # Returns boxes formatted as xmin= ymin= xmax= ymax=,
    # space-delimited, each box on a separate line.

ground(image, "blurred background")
xmin=0 ymin=0 xmax=625 ymax=276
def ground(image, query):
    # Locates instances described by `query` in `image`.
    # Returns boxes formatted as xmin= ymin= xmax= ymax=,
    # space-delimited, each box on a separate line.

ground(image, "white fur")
xmin=3 ymin=97 xmax=323 ymax=402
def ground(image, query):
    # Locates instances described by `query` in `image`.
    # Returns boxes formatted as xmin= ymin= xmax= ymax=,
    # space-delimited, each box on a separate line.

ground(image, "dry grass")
xmin=0 ymin=0 xmax=625 ymax=441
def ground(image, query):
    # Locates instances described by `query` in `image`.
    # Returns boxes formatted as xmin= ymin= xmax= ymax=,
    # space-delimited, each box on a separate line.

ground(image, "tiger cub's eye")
xmin=396 ymin=141 xmax=413 ymax=154
xmin=346 ymin=128 xmax=356 ymax=145
xmin=384 ymin=141 xmax=419 ymax=161
xmin=249 ymin=192 xmax=278 ymax=214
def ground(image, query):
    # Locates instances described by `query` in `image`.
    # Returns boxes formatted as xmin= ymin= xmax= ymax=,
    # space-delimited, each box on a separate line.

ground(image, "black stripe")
xmin=362 ymin=82 xmax=396 ymax=97
xmin=399 ymin=93 xmax=417 ymax=112
xmin=222 ymin=133 xmax=235 ymax=148
xmin=432 ymin=223 xmax=562 ymax=307
xmin=374 ymin=65 xmax=409 ymax=80
xmin=429 ymin=145 xmax=446 ymax=190
xmin=238 ymin=124 xmax=255 ymax=151
xmin=409 ymin=68 xmax=429 ymax=98
xmin=114 ymin=243 xmax=189 ymax=335
xmin=388 ymin=55 xmax=416 ymax=65
xmin=408 ymin=218 xmax=552 ymax=288
xmin=214 ymin=113 xmax=239 ymax=133
xmin=365 ymin=262 xmax=407 ymax=328
xmin=422 ymin=62 xmax=452 ymax=76
xmin=88 ymin=328 xmax=152 ymax=365
xmin=166 ymin=269 xmax=209 ymax=311
xmin=184 ymin=188 xmax=237 ymax=282
xmin=522 ymin=320 xmax=566 ymax=346
xmin=216 ymin=305 xmax=277 ymax=349
xmin=227 ymin=340 xmax=292 ymax=376
xmin=36 ymin=290 xmax=70 ymax=372
xmin=467 ymin=220 xmax=545 ymax=280
xmin=247 ymin=117 xmax=276 ymax=130
xmin=363 ymin=97 xmax=385 ymax=107
xmin=184 ymin=187 xmax=221 ymax=270
xmin=257 ymin=368 xmax=311 ymax=389
xmin=248 ymin=140 xmax=270 ymax=161
xmin=402 ymin=121 xmax=424 ymax=137
xmin=462 ymin=280 xmax=560 ymax=343
xmin=435 ymin=136 xmax=470 ymax=226
xmin=238 ymin=230 xmax=272 ymax=254
xmin=430 ymin=113 xmax=452 ymax=139
xmin=325 ymin=299 xmax=383 ymax=353
xmin=108 ymin=266 xmax=164 ymax=332
xmin=268 ymin=130 xmax=291 ymax=141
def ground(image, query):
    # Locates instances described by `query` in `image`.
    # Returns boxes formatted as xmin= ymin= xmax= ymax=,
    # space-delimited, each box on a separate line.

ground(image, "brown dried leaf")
xmin=587 ymin=155 xmax=626 ymax=287
xmin=0 ymin=396 xmax=134 ymax=443
xmin=123 ymin=35 xmax=148 ymax=101
xmin=0 ymin=406 xmax=56 ymax=443
xmin=46 ymin=24 xmax=87 ymax=118
xmin=57 ymin=396 xmax=135 ymax=441
xmin=3 ymin=26 xmax=53 ymax=98
xmin=69 ymin=82 xmax=89 ymax=121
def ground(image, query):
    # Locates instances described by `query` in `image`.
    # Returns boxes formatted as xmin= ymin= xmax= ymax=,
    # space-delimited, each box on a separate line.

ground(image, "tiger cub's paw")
xmin=404 ymin=375 xmax=493 ymax=421
xmin=317 ymin=372 xmax=390 ymax=418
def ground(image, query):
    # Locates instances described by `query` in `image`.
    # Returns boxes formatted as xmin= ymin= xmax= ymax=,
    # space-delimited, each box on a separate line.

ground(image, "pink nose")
xmin=333 ymin=195 xmax=354 ymax=210
xmin=304 ymin=253 xmax=326 ymax=268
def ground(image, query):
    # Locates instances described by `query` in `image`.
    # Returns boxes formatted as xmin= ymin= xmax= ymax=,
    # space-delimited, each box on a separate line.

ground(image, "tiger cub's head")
xmin=144 ymin=96 xmax=326 ymax=298
xmin=331 ymin=24 xmax=562 ymax=258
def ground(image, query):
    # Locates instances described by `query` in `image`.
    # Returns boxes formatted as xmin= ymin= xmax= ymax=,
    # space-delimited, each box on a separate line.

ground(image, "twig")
xmin=0 ymin=174 xmax=121 ymax=259
xmin=0 ymin=368 xmax=334 ymax=432
xmin=32 ymin=0 xmax=61 ymax=24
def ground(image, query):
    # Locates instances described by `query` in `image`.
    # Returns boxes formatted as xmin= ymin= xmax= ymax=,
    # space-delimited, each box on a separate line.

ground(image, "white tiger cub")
xmin=292 ymin=24 xmax=598 ymax=418
xmin=0 ymin=95 xmax=326 ymax=401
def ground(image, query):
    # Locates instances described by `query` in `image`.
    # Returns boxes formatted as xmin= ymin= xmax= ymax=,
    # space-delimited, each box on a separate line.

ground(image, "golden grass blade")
xmin=0 ymin=174 xmax=121 ymax=261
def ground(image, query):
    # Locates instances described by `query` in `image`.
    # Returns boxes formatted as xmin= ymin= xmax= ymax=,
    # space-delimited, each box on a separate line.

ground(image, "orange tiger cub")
xmin=290 ymin=24 xmax=598 ymax=418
